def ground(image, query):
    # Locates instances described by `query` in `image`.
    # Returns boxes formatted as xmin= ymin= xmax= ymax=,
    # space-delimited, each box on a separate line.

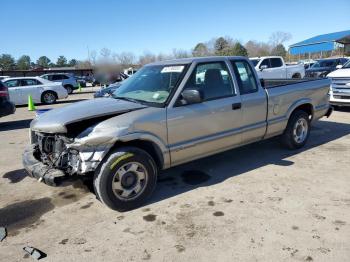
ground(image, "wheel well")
xmin=292 ymin=103 xmax=313 ymax=120
xmin=292 ymin=73 xmax=301 ymax=78
xmin=111 ymin=140 xmax=164 ymax=170
xmin=64 ymin=84 xmax=73 ymax=88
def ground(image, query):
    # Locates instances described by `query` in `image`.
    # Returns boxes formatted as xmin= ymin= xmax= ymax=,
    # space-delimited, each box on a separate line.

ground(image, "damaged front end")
xmin=23 ymin=129 xmax=110 ymax=186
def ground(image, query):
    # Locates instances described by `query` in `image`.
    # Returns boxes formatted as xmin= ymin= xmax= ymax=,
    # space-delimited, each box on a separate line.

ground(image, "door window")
xmin=21 ymin=79 xmax=40 ymax=86
xmin=52 ymin=75 xmax=63 ymax=81
xmin=183 ymin=62 xmax=235 ymax=101
xmin=4 ymin=80 xmax=20 ymax=88
xmin=270 ymin=58 xmax=283 ymax=68
xmin=231 ymin=60 xmax=258 ymax=95
xmin=259 ymin=59 xmax=270 ymax=69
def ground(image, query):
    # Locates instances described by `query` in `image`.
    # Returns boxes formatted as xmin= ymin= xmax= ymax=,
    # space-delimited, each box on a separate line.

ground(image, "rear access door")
xmin=230 ymin=59 xmax=268 ymax=143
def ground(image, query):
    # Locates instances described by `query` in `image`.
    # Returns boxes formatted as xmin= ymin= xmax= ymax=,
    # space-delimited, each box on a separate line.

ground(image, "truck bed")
xmin=260 ymin=78 xmax=325 ymax=89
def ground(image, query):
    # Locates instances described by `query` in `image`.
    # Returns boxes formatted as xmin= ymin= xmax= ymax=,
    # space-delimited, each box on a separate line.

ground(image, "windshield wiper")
xmin=112 ymin=95 xmax=144 ymax=104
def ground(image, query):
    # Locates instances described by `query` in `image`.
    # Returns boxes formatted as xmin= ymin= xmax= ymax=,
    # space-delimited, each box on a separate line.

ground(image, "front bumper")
xmin=22 ymin=145 xmax=67 ymax=186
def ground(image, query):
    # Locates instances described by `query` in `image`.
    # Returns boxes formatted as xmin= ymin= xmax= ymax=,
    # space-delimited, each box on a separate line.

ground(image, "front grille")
xmin=333 ymin=95 xmax=350 ymax=100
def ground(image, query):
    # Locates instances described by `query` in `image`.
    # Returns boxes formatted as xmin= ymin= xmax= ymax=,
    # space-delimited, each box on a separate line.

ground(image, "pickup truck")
xmin=327 ymin=60 xmax=350 ymax=106
xmin=23 ymin=56 xmax=332 ymax=211
xmin=250 ymin=56 xmax=305 ymax=79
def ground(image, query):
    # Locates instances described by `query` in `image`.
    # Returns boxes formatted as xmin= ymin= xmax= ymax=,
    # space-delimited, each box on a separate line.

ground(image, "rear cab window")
xmin=231 ymin=60 xmax=258 ymax=95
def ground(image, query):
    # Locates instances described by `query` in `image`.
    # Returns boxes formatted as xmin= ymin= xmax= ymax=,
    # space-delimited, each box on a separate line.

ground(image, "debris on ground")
xmin=0 ymin=227 xmax=6 ymax=242
xmin=23 ymin=246 xmax=47 ymax=260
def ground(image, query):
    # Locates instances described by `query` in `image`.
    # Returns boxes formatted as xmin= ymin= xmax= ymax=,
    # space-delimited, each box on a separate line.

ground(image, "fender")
xmin=286 ymin=98 xmax=314 ymax=119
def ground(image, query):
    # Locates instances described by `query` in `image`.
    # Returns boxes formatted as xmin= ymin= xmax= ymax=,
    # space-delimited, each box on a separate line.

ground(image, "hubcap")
xmin=293 ymin=118 xmax=308 ymax=144
xmin=112 ymin=162 xmax=147 ymax=199
xmin=44 ymin=93 xmax=55 ymax=103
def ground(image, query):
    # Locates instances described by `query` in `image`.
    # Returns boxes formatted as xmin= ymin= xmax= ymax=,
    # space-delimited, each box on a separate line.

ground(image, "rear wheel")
xmin=93 ymin=147 xmax=158 ymax=211
xmin=64 ymin=85 xmax=73 ymax=94
xmin=41 ymin=91 xmax=57 ymax=104
xmin=281 ymin=110 xmax=310 ymax=149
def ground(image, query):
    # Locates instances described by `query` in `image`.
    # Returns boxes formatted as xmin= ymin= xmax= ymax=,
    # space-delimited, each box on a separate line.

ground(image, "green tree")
xmin=68 ymin=59 xmax=78 ymax=67
xmin=17 ymin=55 xmax=31 ymax=70
xmin=271 ymin=44 xmax=287 ymax=58
xmin=0 ymin=54 xmax=16 ymax=70
xmin=56 ymin=56 xmax=67 ymax=67
xmin=192 ymin=43 xmax=209 ymax=57
xmin=36 ymin=56 xmax=51 ymax=68
xmin=231 ymin=42 xmax=248 ymax=56
xmin=214 ymin=37 xmax=229 ymax=54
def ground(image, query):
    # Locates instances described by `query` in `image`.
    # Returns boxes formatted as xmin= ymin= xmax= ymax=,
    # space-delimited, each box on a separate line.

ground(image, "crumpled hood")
xmin=31 ymin=98 xmax=146 ymax=133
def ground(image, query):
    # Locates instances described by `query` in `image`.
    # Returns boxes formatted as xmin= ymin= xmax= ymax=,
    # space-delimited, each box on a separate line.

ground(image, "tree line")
xmin=0 ymin=55 xmax=79 ymax=71
xmin=0 ymin=31 xmax=291 ymax=71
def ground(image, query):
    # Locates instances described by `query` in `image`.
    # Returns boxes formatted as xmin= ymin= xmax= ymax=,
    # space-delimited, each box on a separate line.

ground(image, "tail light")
xmin=0 ymin=83 xmax=9 ymax=97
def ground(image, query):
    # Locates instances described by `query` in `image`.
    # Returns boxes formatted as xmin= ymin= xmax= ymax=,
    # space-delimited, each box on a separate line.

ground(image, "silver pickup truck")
xmin=23 ymin=56 xmax=332 ymax=211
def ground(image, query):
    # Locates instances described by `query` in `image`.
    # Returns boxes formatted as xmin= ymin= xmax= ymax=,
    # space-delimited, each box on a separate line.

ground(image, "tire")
xmin=41 ymin=91 xmax=57 ymax=104
xmin=292 ymin=73 xmax=301 ymax=79
xmin=281 ymin=110 xmax=310 ymax=149
xmin=93 ymin=147 xmax=158 ymax=211
xmin=64 ymin=85 xmax=73 ymax=94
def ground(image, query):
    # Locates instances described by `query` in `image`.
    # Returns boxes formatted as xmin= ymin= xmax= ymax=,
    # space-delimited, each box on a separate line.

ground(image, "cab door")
xmin=167 ymin=61 xmax=243 ymax=166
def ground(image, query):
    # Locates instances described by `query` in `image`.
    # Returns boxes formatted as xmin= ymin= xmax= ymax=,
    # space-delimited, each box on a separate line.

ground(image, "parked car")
xmin=250 ymin=56 xmax=305 ymax=79
xmin=3 ymin=77 xmax=68 ymax=105
xmin=0 ymin=81 xmax=15 ymax=117
xmin=305 ymin=57 xmax=349 ymax=78
xmin=75 ymin=76 xmax=87 ymax=87
xmin=23 ymin=56 xmax=332 ymax=211
xmin=327 ymin=60 xmax=350 ymax=106
xmin=0 ymin=76 xmax=10 ymax=81
xmin=299 ymin=59 xmax=316 ymax=69
xmin=94 ymin=82 xmax=121 ymax=98
xmin=40 ymin=73 xmax=79 ymax=94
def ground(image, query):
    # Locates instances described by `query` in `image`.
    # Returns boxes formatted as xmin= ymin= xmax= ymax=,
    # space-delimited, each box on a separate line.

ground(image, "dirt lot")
xmin=0 ymin=90 xmax=349 ymax=262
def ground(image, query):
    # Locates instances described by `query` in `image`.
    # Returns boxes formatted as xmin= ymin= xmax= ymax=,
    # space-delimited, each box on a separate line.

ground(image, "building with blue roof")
xmin=289 ymin=30 xmax=350 ymax=56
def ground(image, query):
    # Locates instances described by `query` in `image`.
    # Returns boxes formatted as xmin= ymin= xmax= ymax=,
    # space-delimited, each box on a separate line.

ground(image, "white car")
xmin=0 ymin=76 xmax=10 ymax=81
xmin=250 ymin=56 xmax=305 ymax=79
xmin=327 ymin=60 xmax=350 ymax=106
xmin=3 ymin=77 xmax=68 ymax=105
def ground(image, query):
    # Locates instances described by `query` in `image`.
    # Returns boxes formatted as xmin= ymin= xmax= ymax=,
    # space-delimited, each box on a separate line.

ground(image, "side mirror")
xmin=336 ymin=65 xmax=343 ymax=69
xmin=181 ymin=89 xmax=203 ymax=105
xmin=260 ymin=65 xmax=268 ymax=71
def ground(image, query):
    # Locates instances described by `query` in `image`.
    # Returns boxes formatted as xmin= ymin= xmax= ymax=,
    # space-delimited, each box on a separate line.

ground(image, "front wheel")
xmin=281 ymin=110 xmax=310 ymax=149
xmin=93 ymin=147 xmax=158 ymax=211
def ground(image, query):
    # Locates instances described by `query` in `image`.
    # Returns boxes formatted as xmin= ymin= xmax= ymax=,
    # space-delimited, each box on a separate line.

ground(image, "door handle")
xmin=232 ymin=103 xmax=241 ymax=110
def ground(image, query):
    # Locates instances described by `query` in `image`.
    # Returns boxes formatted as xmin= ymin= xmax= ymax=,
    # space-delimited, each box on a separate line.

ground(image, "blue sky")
xmin=2 ymin=0 xmax=350 ymax=61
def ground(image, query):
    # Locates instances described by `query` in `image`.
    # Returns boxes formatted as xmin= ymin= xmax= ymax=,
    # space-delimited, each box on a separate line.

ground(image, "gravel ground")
xmin=0 ymin=90 xmax=349 ymax=262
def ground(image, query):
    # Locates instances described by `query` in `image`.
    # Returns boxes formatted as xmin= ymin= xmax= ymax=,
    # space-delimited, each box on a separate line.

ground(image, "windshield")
xmin=342 ymin=60 xmax=350 ymax=69
xmin=112 ymin=64 xmax=186 ymax=105
xmin=311 ymin=59 xmax=336 ymax=68
xmin=250 ymin=59 xmax=260 ymax=67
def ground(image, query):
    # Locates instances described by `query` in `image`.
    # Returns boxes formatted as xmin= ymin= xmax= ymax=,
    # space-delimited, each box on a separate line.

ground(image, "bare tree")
xmin=245 ymin=40 xmax=272 ymax=57
xmin=269 ymin=31 xmax=292 ymax=47
xmin=138 ymin=51 xmax=157 ymax=65
xmin=90 ymin=50 xmax=97 ymax=65
xmin=172 ymin=49 xmax=190 ymax=59
xmin=115 ymin=52 xmax=136 ymax=66
xmin=99 ymin=48 xmax=112 ymax=62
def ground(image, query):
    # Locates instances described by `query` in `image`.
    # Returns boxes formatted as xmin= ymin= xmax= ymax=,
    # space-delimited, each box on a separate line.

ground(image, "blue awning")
xmin=289 ymin=30 xmax=350 ymax=55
